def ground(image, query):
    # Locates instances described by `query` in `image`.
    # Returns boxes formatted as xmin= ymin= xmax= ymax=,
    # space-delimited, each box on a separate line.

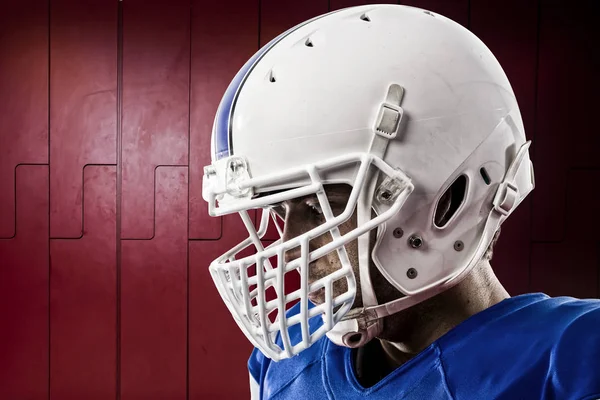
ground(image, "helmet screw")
xmin=454 ymin=241 xmax=464 ymax=251
xmin=393 ymin=228 xmax=404 ymax=238
xmin=407 ymin=268 xmax=418 ymax=279
xmin=408 ymin=235 xmax=423 ymax=249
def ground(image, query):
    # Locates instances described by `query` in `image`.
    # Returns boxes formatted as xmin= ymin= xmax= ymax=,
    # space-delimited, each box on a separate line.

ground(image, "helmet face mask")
xmin=204 ymin=152 xmax=414 ymax=360
xmin=201 ymin=4 xmax=535 ymax=361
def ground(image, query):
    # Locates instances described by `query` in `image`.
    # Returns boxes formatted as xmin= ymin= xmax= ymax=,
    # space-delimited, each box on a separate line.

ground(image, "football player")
xmin=202 ymin=5 xmax=600 ymax=399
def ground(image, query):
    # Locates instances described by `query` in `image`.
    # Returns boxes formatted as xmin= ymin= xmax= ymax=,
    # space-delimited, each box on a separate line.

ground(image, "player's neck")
xmin=381 ymin=260 xmax=509 ymax=368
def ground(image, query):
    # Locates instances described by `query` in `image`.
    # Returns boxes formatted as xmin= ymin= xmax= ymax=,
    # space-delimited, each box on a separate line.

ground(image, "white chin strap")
xmin=325 ymin=311 xmax=380 ymax=348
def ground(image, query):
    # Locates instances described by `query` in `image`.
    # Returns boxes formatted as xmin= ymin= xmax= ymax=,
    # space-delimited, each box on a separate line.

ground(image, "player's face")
xmin=272 ymin=184 xmax=362 ymax=307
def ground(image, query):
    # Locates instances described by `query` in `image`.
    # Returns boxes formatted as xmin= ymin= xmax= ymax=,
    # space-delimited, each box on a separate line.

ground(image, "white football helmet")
xmin=202 ymin=4 xmax=534 ymax=361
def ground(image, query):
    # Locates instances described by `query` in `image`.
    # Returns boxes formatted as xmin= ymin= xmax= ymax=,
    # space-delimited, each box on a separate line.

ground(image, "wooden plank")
xmin=0 ymin=166 xmax=49 ymax=399
xmin=121 ymin=0 xmax=190 ymax=239
xmin=0 ymin=0 xmax=48 ymax=237
xmin=532 ymin=0 xmax=600 ymax=241
xmin=50 ymin=166 xmax=117 ymax=398
xmin=50 ymin=0 xmax=117 ymax=238
xmin=121 ymin=167 xmax=188 ymax=399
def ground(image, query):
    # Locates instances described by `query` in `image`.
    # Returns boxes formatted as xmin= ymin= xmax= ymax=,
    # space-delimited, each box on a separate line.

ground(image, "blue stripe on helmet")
xmin=213 ymin=46 xmax=267 ymax=160
xmin=213 ymin=31 xmax=291 ymax=160
xmin=213 ymin=9 xmax=342 ymax=161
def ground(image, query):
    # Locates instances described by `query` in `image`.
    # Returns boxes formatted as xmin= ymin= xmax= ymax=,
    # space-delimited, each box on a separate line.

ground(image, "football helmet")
xmin=202 ymin=4 xmax=534 ymax=361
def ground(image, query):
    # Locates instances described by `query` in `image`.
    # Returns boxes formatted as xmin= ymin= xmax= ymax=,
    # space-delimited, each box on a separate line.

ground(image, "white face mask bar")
xmin=203 ymin=152 xmax=414 ymax=361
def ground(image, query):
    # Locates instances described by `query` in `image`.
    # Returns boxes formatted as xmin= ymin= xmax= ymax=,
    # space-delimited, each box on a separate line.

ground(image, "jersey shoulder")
xmin=439 ymin=294 xmax=600 ymax=400
xmin=540 ymin=296 xmax=600 ymax=399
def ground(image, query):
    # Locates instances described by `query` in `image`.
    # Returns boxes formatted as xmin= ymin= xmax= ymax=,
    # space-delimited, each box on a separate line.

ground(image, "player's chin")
xmin=307 ymin=265 xmax=356 ymax=306
xmin=308 ymin=284 xmax=358 ymax=310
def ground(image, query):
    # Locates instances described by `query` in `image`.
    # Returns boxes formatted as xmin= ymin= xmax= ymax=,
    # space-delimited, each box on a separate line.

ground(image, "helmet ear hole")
xmin=434 ymin=175 xmax=468 ymax=228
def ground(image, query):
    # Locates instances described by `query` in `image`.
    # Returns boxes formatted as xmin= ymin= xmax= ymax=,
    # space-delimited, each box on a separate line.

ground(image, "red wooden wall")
xmin=0 ymin=0 xmax=598 ymax=398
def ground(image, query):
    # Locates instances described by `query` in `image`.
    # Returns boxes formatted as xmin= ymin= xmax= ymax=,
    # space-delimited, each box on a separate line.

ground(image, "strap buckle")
xmin=493 ymin=181 xmax=519 ymax=216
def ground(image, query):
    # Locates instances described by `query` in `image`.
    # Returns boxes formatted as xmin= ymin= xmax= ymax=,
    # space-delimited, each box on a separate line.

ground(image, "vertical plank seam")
xmin=47 ymin=0 xmax=52 ymax=397
xmin=187 ymin=0 xmax=193 ymax=398
xmin=116 ymin=0 xmax=124 ymax=398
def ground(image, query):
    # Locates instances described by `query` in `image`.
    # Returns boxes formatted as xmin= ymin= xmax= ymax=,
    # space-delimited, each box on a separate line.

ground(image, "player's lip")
xmin=308 ymin=287 xmax=326 ymax=304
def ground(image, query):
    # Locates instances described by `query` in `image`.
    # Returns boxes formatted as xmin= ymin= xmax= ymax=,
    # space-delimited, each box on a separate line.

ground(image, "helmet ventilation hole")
xmin=360 ymin=13 xmax=370 ymax=22
xmin=305 ymin=38 xmax=314 ymax=47
xmin=434 ymin=175 xmax=468 ymax=228
xmin=480 ymin=167 xmax=491 ymax=185
xmin=268 ymin=70 xmax=276 ymax=83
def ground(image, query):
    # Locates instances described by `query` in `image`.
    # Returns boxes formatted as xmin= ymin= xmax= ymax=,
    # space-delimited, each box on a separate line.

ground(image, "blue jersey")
xmin=248 ymin=293 xmax=600 ymax=399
